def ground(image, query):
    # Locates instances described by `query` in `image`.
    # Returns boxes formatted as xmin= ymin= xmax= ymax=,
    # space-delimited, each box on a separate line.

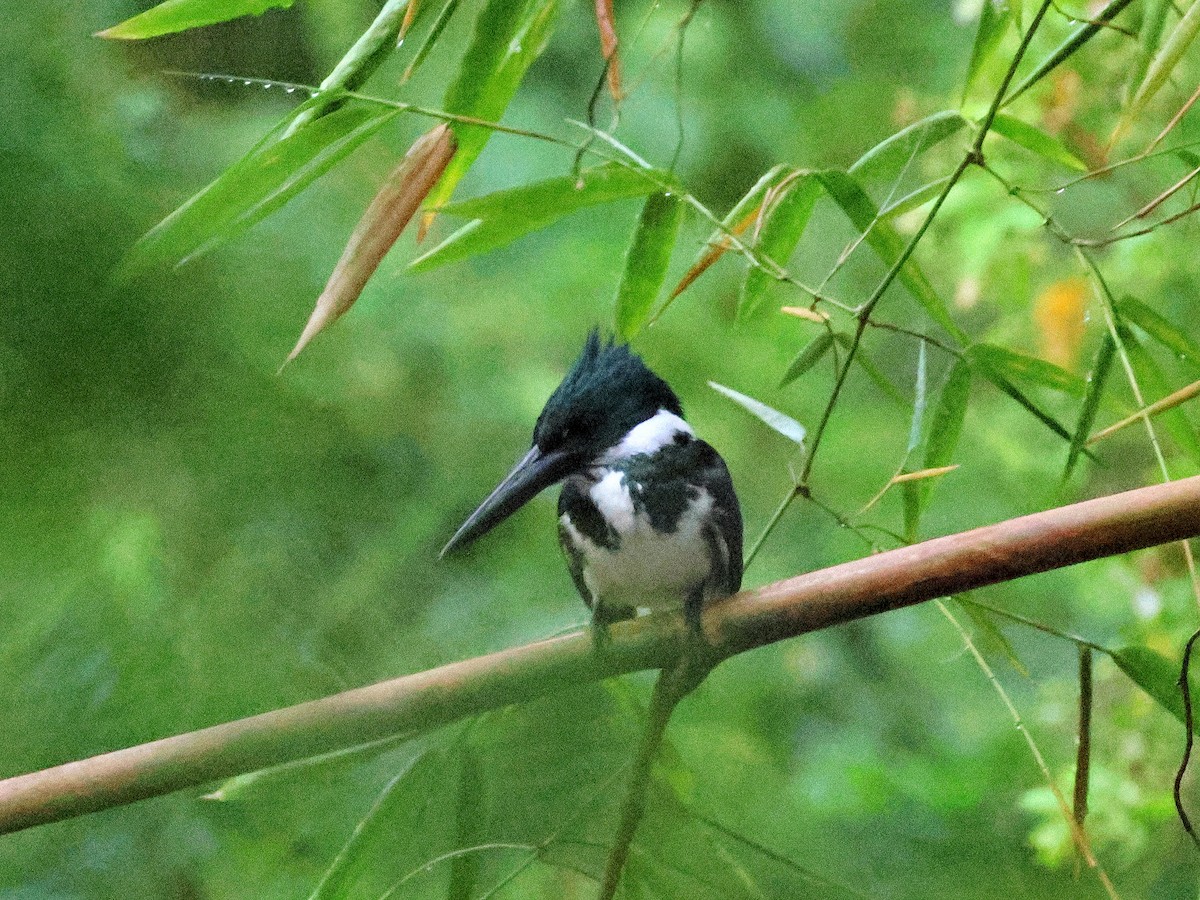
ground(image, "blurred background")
xmin=3 ymin=0 xmax=1200 ymax=896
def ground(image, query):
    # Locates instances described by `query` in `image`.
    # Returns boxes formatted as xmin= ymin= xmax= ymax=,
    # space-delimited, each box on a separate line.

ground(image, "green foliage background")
xmin=3 ymin=0 xmax=1200 ymax=896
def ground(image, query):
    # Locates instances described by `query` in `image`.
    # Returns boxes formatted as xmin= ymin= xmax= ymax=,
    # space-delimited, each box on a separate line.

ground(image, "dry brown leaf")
xmin=286 ymin=124 xmax=456 ymax=364
xmin=779 ymin=306 xmax=829 ymax=323
xmin=595 ymin=0 xmax=622 ymax=102
xmin=668 ymin=204 xmax=762 ymax=300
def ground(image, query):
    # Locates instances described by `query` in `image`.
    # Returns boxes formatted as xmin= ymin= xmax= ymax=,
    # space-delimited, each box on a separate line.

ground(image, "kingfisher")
xmin=441 ymin=331 xmax=743 ymax=645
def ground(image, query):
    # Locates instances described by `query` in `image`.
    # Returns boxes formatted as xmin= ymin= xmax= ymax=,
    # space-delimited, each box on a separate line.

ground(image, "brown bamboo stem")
xmin=4 ymin=475 xmax=1200 ymax=835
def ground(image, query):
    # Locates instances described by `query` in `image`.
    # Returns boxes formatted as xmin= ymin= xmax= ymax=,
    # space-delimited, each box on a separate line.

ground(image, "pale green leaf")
xmin=409 ymin=163 xmax=665 ymax=271
xmin=97 ymin=0 xmax=295 ymax=39
xmin=709 ymin=382 xmax=806 ymax=446
xmin=779 ymin=332 xmax=835 ymax=387
xmin=989 ymin=113 xmax=1088 ymax=171
xmin=615 ymin=193 xmax=683 ymax=340
xmin=122 ymin=105 xmax=398 ymax=275
xmin=739 ymin=175 xmax=822 ymax=317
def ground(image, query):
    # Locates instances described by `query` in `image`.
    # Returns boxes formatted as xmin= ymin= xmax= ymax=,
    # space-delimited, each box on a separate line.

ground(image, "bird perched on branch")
xmin=442 ymin=331 xmax=743 ymax=645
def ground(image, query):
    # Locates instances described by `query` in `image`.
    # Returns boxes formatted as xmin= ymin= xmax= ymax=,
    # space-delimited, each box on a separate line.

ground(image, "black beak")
xmin=440 ymin=445 xmax=579 ymax=557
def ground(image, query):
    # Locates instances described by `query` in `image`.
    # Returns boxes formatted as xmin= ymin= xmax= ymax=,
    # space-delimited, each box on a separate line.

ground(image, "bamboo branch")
xmin=5 ymin=476 xmax=1200 ymax=835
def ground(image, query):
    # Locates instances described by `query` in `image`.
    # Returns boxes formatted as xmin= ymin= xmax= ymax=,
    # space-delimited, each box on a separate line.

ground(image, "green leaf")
xmin=97 ymin=0 xmax=295 ymax=39
xmin=1117 ymin=295 xmax=1200 ymax=370
xmin=709 ymin=382 xmax=806 ymax=446
xmin=1123 ymin=0 xmax=1200 ymax=137
xmin=963 ymin=1 xmax=1013 ymax=100
xmin=1110 ymin=645 xmax=1199 ymax=731
xmin=880 ymin=177 xmax=953 ymax=219
xmin=816 ymin=170 xmax=965 ymax=342
xmin=849 ymin=110 xmax=969 ymax=181
xmin=402 ymin=0 xmax=463 ymax=83
xmin=1065 ymin=335 xmax=1115 ymax=480
xmin=779 ymin=332 xmax=835 ymax=387
xmin=615 ymin=193 xmax=684 ymax=340
xmin=909 ymin=340 xmax=929 ymax=454
xmin=426 ymin=0 xmax=559 ymax=211
xmin=1003 ymin=0 xmax=1138 ymax=105
xmin=1129 ymin=0 xmax=1171 ymax=103
xmin=958 ymin=597 xmax=1029 ymax=676
xmin=123 ymin=104 xmax=398 ymax=275
xmin=409 ymin=163 xmax=664 ymax=271
xmin=738 ymin=175 xmax=822 ymax=317
xmin=966 ymin=344 xmax=1086 ymax=396
xmin=1118 ymin=324 xmax=1200 ymax=466
xmin=989 ymin=113 xmax=1088 ymax=171
xmin=922 ymin=357 xmax=971 ymax=507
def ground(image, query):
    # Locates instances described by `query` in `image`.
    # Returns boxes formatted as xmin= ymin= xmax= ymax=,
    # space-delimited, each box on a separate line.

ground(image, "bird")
xmin=441 ymin=330 xmax=743 ymax=646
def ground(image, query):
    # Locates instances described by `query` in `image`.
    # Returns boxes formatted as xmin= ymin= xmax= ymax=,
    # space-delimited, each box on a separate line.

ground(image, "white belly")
xmin=561 ymin=471 xmax=715 ymax=611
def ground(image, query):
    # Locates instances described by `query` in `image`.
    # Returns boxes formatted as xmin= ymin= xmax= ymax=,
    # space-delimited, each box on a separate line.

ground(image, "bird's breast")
xmin=558 ymin=466 xmax=715 ymax=611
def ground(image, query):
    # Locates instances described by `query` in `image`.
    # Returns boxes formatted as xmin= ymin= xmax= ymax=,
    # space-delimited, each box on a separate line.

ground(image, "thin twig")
xmin=1174 ymin=628 xmax=1200 ymax=849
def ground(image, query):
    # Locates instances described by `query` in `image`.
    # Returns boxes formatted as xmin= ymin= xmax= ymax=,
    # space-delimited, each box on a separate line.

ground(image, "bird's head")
xmin=440 ymin=330 xmax=683 ymax=556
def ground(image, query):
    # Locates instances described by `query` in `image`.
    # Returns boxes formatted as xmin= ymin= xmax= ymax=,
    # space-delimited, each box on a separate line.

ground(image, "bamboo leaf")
xmin=963 ymin=1 xmax=1013 ymax=100
xmin=1003 ymin=0 xmax=1138 ymax=105
xmin=816 ymin=170 xmax=965 ymax=342
xmin=922 ymin=357 xmax=971 ymax=508
xmin=1121 ymin=0 xmax=1200 ymax=141
xmin=1119 ymin=325 xmax=1200 ymax=465
xmin=97 ymin=0 xmax=295 ymax=39
xmin=738 ymin=175 xmax=822 ymax=318
xmin=122 ymin=105 xmax=398 ymax=275
xmin=909 ymin=340 xmax=929 ymax=454
xmin=1129 ymin=0 xmax=1171 ymax=102
xmin=779 ymin=332 xmax=835 ymax=387
xmin=615 ymin=193 xmax=683 ymax=340
xmin=989 ymin=113 xmax=1088 ymax=171
xmin=967 ymin=344 xmax=1086 ymax=396
xmin=288 ymin=125 xmax=456 ymax=363
xmin=409 ymin=163 xmax=664 ymax=271
xmin=402 ymin=0 xmax=462 ymax=82
xmin=1117 ymin=295 xmax=1200 ymax=369
xmin=1065 ymin=335 xmax=1115 ymax=479
xmin=880 ymin=177 xmax=953 ymax=219
xmin=709 ymin=383 xmax=806 ymax=446
xmin=959 ymin=597 xmax=1029 ymax=676
xmin=423 ymin=0 xmax=559 ymax=219
xmin=1110 ymin=645 xmax=1199 ymax=731
xmin=849 ymin=110 xmax=970 ymax=181
xmin=671 ymin=165 xmax=788 ymax=300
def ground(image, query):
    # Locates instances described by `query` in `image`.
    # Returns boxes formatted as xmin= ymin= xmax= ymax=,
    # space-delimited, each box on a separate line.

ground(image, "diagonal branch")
xmin=5 ymin=476 xmax=1200 ymax=835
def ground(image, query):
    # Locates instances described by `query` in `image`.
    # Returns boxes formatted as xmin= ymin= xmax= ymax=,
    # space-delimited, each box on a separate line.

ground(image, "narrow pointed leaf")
xmin=967 ymin=344 xmax=1086 ymax=396
xmin=962 ymin=1 xmax=1013 ymax=100
xmin=909 ymin=340 xmax=929 ymax=454
xmin=402 ymin=0 xmax=462 ymax=82
xmin=288 ymin=125 xmax=456 ymax=362
xmin=1065 ymin=335 xmax=1115 ymax=479
xmin=123 ymin=105 xmax=399 ymax=275
xmin=409 ymin=163 xmax=664 ymax=271
xmin=816 ymin=170 xmax=965 ymax=342
xmin=709 ymin=382 xmax=806 ymax=446
xmin=97 ymin=0 xmax=295 ymax=39
xmin=424 ymin=0 xmax=559 ymax=219
xmin=1119 ymin=325 xmax=1200 ymax=465
xmin=1110 ymin=645 xmax=1200 ymax=731
xmin=672 ymin=165 xmax=788 ymax=300
xmin=1003 ymin=0 xmax=1137 ymax=105
xmin=1117 ymin=295 xmax=1200 ymax=369
xmin=880 ymin=177 xmax=953 ymax=219
xmin=779 ymin=332 xmax=835 ymax=387
xmin=959 ymin=598 xmax=1030 ymax=676
xmin=1129 ymin=0 xmax=1171 ymax=102
xmin=989 ymin=113 xmax=1088 ymax=171
xmin=739 ymin=175 xmax=822 ymax=317
xmin=1121 ymin=0 xmax=1200 ymax=141
xmin=615 ymin=193 xmax=683 ymax=340
xmin=922 ymin=356 xmax=971 ymax=509
xmin=850 ymin=111 xmax=969 ymax=181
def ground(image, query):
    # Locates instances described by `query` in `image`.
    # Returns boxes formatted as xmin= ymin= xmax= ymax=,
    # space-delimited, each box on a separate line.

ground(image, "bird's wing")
xmin=697 ymin=442 xmax=744 ymax=597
